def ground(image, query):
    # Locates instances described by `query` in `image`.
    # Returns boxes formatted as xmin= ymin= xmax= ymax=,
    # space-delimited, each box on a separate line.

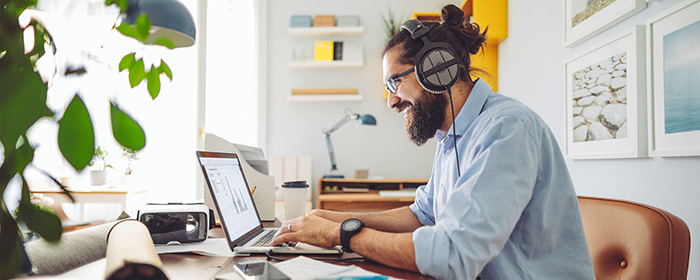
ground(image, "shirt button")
xmin=446 ymin=148 xmax=451 ymax=153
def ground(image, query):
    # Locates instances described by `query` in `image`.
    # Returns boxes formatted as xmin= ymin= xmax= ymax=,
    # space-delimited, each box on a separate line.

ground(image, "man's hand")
xmin=271 ymin=214 xmax=341 ymax=248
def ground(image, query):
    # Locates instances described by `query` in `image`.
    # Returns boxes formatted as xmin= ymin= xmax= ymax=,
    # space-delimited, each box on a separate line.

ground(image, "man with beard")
xmin=272 ymin=5 xmax=594 ymax=279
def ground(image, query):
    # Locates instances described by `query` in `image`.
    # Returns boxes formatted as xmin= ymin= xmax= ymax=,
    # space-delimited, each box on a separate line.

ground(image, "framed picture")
xmin=647 ymin=0 xmax=700 ymax=157
xmin=564 ymin=26 xmax=647 ymax=159
xmin=564 ymin=0 xmax=646 ymax=47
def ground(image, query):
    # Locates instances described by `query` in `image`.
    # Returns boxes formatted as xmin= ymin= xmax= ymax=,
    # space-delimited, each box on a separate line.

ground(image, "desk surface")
xmin=160 ymin=221 xmax=429 ymax=280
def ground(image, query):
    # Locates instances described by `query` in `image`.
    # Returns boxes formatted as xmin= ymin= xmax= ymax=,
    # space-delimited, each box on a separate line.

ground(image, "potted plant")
xmin=89 ymin=146 xmax=113 ymax=186
xmin=0 ymin=0 xmax=184 ymax=277
xmin=381 ymin=7 xmax=406 ymax=40
xmin=121 ymin=148 xmax=139 ymax=185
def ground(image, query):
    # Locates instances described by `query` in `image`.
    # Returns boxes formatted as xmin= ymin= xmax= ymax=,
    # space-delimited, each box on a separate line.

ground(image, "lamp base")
xmin=323 ymin=174 xmax=345 ymax=179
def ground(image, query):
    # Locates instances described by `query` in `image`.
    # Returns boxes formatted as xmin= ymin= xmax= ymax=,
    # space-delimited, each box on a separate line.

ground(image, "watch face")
xmin=342 ymin=220 xmax=360 ymax=231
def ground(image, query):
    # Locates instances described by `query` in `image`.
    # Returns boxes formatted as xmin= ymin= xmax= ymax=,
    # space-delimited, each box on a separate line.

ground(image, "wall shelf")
xmin=287 ymin=95 xmax=363 ymax=102
xmin=288 ymin=26 xmax=363 ymax=37
xmin=288 ymin=60 xmax=363 ymax=68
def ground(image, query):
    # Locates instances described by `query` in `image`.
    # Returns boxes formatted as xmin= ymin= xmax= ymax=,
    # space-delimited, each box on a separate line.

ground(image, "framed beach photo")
xmin=647 ymin=0 xmax=700 ymax=157
xmin=564 ymin=0 xmax=646 ymax=47
xmin=564 ymin=26 xmax=647 ymax=159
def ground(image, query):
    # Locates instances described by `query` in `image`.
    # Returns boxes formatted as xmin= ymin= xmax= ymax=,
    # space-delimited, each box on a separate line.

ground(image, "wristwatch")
xmin=339 ymin=218 xmax=364 ymax=253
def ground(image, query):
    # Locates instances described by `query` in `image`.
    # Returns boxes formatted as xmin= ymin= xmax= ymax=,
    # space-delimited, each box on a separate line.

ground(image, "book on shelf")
xmin=314 ymin=41 xmax=334 ymax=61
xmin=342 ymin=187 xmax=369 ymax=193
xmin=333 ymin=41 xmax=343 ymax=61
xmin=378 ymin=189 xmax=418 ymax=197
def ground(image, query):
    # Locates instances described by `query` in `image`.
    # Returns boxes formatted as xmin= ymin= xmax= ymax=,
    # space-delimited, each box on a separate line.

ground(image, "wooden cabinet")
xmin=317 ymin=178 xmax=428 ymax=211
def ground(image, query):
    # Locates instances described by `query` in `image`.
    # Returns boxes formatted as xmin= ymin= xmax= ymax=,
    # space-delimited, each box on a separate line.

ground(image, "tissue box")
xmin=290 ymin=15 xmax=312 ymax=27
xmin=336 ymin=15 xmax=360 ymax=27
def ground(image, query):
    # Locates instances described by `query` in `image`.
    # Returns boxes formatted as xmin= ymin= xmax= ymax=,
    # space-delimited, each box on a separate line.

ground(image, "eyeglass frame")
xmin=384 ymin=67 xmax=415 ymax=94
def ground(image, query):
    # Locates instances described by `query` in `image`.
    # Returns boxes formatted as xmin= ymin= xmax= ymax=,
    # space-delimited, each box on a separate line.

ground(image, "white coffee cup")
xmin=282 ymin=181 xmax=309 ymax=219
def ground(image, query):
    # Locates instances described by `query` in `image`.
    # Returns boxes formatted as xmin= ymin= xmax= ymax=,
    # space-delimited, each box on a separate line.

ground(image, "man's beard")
xmin=407 ymin=90 xmax=447 ymax=146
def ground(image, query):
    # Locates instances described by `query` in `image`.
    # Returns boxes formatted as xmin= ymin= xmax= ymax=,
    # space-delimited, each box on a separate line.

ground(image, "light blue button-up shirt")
xmin=410 ymin=79 xmax=595 ymax=279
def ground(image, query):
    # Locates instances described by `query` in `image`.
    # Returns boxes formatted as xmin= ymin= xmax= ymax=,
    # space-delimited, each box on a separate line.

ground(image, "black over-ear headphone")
xmin=400 ymin=19 xmax=460 ymax=94
xmin=400 ymin=19 xmax=463 ymax=177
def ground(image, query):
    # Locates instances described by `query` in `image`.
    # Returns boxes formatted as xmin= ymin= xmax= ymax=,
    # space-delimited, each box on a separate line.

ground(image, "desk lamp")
xmin=323 ymin=109 xmax=376 ymax=178
xmin=124 ymin=0 xmax=196 ymax=48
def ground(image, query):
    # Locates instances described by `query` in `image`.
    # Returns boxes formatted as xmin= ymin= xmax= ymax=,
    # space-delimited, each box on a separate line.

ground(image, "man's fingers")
xmin=271 ymin=232 xmax=295 ymax=245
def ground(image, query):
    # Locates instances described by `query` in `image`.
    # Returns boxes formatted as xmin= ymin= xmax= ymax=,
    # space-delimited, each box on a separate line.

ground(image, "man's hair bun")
xmin=440 ymin=4 xmax=466 ymax=28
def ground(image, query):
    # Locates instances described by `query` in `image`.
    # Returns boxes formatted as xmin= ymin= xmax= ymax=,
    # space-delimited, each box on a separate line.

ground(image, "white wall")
xmin=266 ymin=1 xmax=461 ymax=196
xmin=267 ymin=0 xmax=699 ymax=277
xmin=499 ymin=0 xmax=700 ymax=278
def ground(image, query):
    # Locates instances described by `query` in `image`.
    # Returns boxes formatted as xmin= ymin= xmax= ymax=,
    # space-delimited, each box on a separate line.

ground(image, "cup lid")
xmin=282 ymin=181 xmax=309 ymax=188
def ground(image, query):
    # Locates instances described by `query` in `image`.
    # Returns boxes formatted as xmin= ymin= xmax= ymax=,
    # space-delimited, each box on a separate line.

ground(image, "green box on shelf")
xmin=290 ymin=15 xmax=312 ymax=28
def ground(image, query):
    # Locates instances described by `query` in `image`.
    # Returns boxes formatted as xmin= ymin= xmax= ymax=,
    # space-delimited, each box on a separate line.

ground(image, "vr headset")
xmin=137 ymin=203 xmax=215 ymax=244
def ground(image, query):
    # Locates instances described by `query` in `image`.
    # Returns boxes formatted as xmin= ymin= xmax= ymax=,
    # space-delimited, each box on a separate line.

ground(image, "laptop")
xmin=196 ymin=151 xmax=342 ymax=255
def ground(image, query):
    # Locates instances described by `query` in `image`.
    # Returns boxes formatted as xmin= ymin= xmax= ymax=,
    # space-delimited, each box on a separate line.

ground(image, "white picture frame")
xmin=564 ymin=0 xmax=646 ymax=47
xmin=564 ymin=26 xmax=647 ymax=159
xmin=646 ymin=0 xmax=700 ymax=157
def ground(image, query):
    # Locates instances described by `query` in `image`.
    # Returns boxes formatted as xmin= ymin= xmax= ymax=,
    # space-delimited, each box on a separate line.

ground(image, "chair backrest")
xmin=578 ymin=196 xmax=691 ymax=280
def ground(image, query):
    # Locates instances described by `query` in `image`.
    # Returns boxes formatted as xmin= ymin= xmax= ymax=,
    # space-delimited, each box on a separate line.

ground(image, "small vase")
xmin=90 ymin=170 xmax=108 ymax=186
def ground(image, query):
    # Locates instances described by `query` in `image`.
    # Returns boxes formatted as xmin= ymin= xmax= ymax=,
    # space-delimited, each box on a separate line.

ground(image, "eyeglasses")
xmin=384 ymin=67 xmax=415 ymax=94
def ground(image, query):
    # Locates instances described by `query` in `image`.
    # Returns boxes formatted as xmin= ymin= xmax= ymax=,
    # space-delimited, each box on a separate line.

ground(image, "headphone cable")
xmin=447 ymin=87 xmax=461 ymax=177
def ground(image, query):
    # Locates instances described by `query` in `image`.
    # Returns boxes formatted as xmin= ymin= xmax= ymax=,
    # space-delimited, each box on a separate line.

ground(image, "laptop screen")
xmin=197 ymin=152 xmax=262 ymax=244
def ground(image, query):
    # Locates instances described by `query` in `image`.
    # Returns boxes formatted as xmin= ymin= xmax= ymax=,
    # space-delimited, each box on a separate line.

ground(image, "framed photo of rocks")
xmin=564 ymin=0 xmax=645 ymax=47
xmin=565 ymin=26 xmax=647 ymax=159
xmin=646 ymin=0 xmax=700 ymax=157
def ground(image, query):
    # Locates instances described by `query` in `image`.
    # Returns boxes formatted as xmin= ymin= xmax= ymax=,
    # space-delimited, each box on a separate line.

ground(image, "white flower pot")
xmin=90 ymin=170 xmax=108 ymax=186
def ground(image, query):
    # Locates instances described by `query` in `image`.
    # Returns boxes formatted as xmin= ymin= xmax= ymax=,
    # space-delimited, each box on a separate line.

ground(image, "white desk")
xmin=30 ymin=187 xmax=147 ymax=221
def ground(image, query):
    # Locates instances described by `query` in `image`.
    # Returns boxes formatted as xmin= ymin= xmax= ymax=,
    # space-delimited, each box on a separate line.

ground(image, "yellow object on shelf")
xmin=470 ymin=0 xmax=507 ymax=44
xmin=314 ymin=41 xmax=334 ymax=61
xmin=292 ymin=88 xmax=357 ymax=95
xmin=409 ymin=0 xmax=507 ymax=91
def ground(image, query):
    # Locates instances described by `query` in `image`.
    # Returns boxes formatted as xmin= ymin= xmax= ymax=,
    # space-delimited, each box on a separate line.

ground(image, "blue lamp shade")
xmin=357 ymin=114 xmax=376 ymax=126
xmin=125 ymin=0 xmax=196 ymax=48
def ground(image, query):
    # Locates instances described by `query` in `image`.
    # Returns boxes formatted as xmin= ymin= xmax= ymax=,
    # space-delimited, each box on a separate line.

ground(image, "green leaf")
xmin=153 ymin=37 xmax=175 ymax=49
xmin=105 ymin=0 xmax=128 ymax=13
xmin=0 ymin=59 xmax=52 ymax=148
xmin=7 ymin=138 xmax=35 ymax=175
xmin=110 ymin=103 xmax=146 ymax=151
xmin=128 ymin=58 xmax=146 ymax=88
xmin=135 ymin=14 xmax=151 ymax=42
xmin=158 ymin=60 xmax=172 ymax=80
xmin=118 ymin=53 xmax=136 ymax=72
xmin=0 ymin=206 xmax=22 ymax=280
xmin=116 ymin=23 xmax=141 ymax=41
xmin=19 ymin=179 xmax=62 ymax=242
xmin=57 ymin=95 xmax=95 ymax=171
xmin=29 ymin=22 xmax=48 ymax=59
xmin=146 ymin=67 xmax=161 ymax=99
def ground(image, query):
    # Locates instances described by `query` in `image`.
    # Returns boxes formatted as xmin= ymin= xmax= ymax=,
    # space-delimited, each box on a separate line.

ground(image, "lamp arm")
xmin=323 ymin=114 xmax=359 ymax=135
xmin=325 ymin=132 xmax=337 ymax=172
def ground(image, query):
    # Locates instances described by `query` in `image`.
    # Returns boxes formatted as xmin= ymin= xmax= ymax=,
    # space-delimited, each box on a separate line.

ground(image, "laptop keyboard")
xmin=249 ymin=229 xmax=297 ymax=247
xmin=252 ymin=230 xmax=277 ymax=247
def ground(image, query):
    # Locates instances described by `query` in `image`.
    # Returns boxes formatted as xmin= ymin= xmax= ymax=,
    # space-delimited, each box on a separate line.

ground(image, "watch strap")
xmin=340 ymin=219 xmax=364 ymax=253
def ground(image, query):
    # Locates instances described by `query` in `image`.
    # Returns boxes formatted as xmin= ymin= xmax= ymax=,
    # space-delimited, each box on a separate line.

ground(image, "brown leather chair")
xmin=578 ymin=196 xmax=691 ymax=280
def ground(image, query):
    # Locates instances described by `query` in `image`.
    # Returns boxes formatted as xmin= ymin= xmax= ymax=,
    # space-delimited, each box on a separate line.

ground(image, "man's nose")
xmin=387 ymin=91 xmax=400 ymax=109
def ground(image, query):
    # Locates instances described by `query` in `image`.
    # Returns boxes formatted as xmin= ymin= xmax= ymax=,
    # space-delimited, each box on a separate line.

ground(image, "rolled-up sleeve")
xmin=410 ymin=183 xmax=435 ymax=226
xmin=412 ymin=116 xmax=539 ymax=279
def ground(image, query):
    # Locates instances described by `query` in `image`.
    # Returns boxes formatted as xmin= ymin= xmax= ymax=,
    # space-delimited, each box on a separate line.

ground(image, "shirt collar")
xmin=443 ymin=78 xmax=492 ymax=137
